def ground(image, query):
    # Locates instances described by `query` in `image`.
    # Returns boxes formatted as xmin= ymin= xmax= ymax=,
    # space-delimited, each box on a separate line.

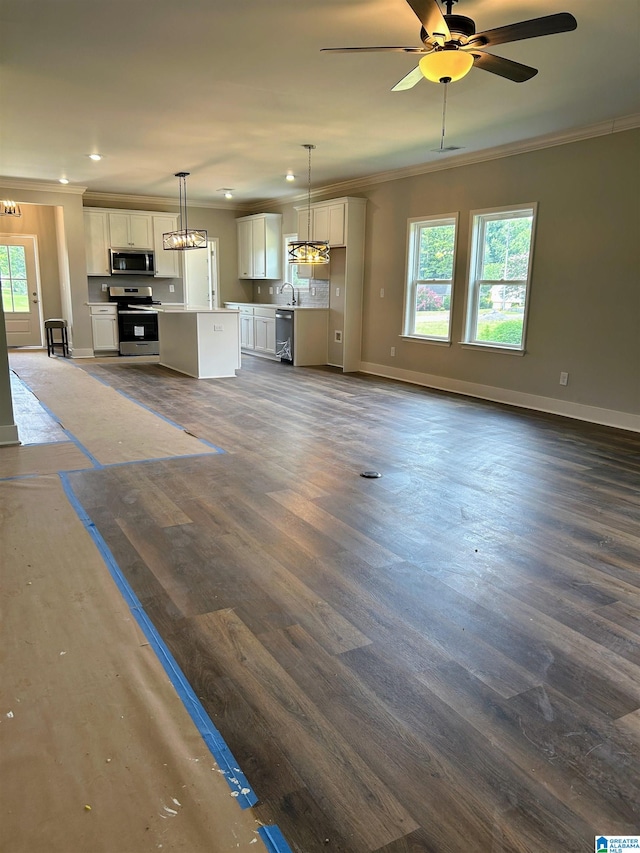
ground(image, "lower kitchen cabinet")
xmin=253 ymin=309 xmax=276 ymax=354
xmin=90 ymin=304 xmax=118 ymax=352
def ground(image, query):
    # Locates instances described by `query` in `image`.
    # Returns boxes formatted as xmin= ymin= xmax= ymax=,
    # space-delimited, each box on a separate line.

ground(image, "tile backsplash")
xmin=264 ymin=279 xmax=330 ymax=308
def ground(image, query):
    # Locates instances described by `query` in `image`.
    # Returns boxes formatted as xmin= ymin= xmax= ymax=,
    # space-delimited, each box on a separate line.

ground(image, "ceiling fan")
xmin=321 ymin=0 xmax=577 ymax=89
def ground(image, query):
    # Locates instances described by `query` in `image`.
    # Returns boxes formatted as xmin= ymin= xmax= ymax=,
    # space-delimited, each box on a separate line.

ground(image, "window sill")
xmin=400 ymin=335 xmax=451 ymax=347
xmin=460 ymin=342 xmax=525 ymax=356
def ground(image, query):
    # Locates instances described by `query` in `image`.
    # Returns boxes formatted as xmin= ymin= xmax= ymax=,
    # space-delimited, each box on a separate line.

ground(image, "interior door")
xmin=1 ymin=235 xmax=43 ymax=347
xmin=184 ymin=238 xmax=218 ymax=309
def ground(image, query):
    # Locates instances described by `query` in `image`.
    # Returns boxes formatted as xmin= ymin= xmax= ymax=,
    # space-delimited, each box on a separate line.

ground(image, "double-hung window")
xmin=403 ymin=214 xmax=457 ymax=341
xmin=464 ymin=204 xmax=537 ymax=351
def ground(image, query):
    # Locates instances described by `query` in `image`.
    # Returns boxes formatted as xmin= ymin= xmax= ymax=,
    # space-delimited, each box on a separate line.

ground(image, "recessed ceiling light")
xmin=286 ymin=173 xmax=295 ymax=182
xmin=59 ymin=178 xmax=69 ymax=184
xmin=87 ymin=153 xmax=103 ymax=161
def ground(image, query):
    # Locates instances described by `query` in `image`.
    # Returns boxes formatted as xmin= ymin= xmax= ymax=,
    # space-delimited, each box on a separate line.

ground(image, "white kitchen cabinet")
xmin=84 ymin=210 xmax=110 ymax=276
xmin=239 ymin=307 xmax=255 ymax=349
xmin=296 ymin=201 xmax=346 ymax=247
xmin=236 ymin=213 xmax=282 ymax=279
xmin=253 ymin=308 xmax=276 ymax=354
xmin=152 ymin=215 xmax=181 ymax=277
xmin=109 ymin=212 xmax=153 ymax=249
xmin=90 ymin=304 xmax=118 ymax=351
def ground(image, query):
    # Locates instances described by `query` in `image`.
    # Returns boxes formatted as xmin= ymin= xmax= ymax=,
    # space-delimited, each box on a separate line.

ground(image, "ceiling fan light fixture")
xmin=419 ymin=47 xmax=474 ymax=83
xmin=288 ymin=144 xmax=330 ymax=266
xmin=163 ymin=172 xmax=207 ymax=251
xmin=0 ymin=200 xmax=22 ymax=217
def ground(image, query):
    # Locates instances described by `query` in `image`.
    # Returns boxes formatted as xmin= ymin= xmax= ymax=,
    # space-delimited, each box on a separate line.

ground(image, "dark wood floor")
xmin=69 ymin=356 xmax=640 ymax=853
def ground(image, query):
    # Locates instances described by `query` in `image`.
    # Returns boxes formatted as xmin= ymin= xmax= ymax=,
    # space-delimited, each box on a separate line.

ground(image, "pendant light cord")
xmin=305 ymin=144 xmax=314 ymax=242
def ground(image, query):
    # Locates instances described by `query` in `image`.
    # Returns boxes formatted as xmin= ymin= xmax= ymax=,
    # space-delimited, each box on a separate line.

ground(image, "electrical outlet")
xmin=390 ymin=346 xmax=396 ymax=356
xmin=257 ymin=286 xmax=261 ymax=294
xmin=101 ymin=283 xmax=108 ymax=292
xmin=213 ymin=324 xmax=223 ymax=331
xmin=335 ymin=330 xmax=342 ymax=343
xmin=311 ymin=287 xmax=316 ymax=296
xmin=380 ymin=288 xmax=385 ymax=298
xmin=559 ymin=371 xmax=569 ymax=386
xmin=335 ymin=287 xmax=340 ymax=297
xmin=169 ymin=284 xmax=175 ymax=293
xmin=269 ymin=286 xmax=273 ymax=294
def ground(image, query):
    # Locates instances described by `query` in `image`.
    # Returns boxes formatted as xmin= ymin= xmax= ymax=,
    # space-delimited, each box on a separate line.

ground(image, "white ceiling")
xmin=1 ymin=0 xmax=639 ymax=206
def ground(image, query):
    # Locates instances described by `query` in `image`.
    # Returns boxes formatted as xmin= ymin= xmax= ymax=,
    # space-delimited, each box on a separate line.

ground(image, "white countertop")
xmin=224 ymin=302 xmax=327 ymax=311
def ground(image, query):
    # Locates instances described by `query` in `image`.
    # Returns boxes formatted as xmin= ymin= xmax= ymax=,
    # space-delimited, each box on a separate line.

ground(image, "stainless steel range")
xmin=108 ymin=285 xmax=160 ymax=356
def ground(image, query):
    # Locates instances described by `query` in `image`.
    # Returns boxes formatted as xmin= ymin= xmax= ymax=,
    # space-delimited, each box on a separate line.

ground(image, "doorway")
xmin=184 ymin=238 xmax=219 ymax=309
xmin=1 ymin=235 xmax=43 ymax=347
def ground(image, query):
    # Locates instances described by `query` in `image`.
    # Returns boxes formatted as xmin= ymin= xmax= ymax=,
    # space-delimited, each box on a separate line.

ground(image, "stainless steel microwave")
xmin=110 ymin=249 xmax=155 ymax=275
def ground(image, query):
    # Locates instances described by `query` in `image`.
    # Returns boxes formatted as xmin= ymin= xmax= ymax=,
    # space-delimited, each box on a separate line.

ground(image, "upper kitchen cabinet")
xmin=84 ymin=210 xmax=110 ymax=276
xmin=237 ymin=213 xmax=282 ymax=279
xmin=152 ymin=215 xmax=181 ymax=278
xmin=296 ymin=199 xmax=346 ymax=247
xmin=108 ymin=212 xmax=153 ymax=249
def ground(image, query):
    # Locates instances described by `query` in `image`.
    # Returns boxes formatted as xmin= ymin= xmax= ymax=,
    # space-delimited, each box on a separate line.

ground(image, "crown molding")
xmin=0 ymin=177 xmax=87 ymax=194
xmin=82 ymin=190 xmax=252 ymax=212
xmin=251 ymin=113 xmax=640 ymax=211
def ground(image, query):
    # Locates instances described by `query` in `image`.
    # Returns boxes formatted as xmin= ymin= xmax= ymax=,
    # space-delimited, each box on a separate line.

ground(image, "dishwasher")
xmin=275 ymin=309 xmax=294 ymax=363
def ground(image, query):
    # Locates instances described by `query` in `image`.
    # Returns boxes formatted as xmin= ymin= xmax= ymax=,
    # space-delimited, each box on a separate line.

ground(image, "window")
xmin=282 ymin=233 xmax=309 ymax=289
xmin=464 ymin=205 xmax=537 ymax=350
xmin=0 ymin=244 xmax=29 ymax=312
xmin=403 ymin=214 xmax=457 ymax=341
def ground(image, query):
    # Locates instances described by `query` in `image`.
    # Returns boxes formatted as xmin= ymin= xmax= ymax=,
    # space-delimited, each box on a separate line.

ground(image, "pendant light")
xmin=163 ymin=172 xmax=207 ymax=250
xmin=0 ymin=200 xmax=22 ymax=217
xmin=288 ymin=144 xmax=330 ymax=265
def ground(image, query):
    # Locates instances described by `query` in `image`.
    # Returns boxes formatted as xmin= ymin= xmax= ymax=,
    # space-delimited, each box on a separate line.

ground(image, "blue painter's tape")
xmin=59 ymin=471 xmax=257 ymax=810
xmin=258 ymin=825 xmax=294 ymax=853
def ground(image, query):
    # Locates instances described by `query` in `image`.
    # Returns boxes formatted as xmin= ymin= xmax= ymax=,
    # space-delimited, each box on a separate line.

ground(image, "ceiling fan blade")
xmin=405 ymin=0 xmax=450 ymax=41
xmin=471 ymin=50 xmax=538 ymax=82
xmin=321 ymin=46 xmax=427 ymax=53
xmin=391 ymin=66 xmax=425 ymax=91
xmin=470 ymin=12 xmax=577 ymax=48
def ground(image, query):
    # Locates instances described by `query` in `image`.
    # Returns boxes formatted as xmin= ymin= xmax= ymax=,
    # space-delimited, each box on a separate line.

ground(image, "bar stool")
xmin=44 ymin=319 xmax=70 ymax=357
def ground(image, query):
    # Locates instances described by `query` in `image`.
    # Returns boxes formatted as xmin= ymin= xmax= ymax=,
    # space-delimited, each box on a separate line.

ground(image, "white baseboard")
xmin=358 ymin=362 xmax=640 ymax=434
xmin=0 ymin=422 xmax=20 ymax=446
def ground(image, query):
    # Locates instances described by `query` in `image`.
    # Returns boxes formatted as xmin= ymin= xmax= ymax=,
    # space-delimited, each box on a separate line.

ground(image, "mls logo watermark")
xmin=596 ymin=837 xmax=640 ymax=852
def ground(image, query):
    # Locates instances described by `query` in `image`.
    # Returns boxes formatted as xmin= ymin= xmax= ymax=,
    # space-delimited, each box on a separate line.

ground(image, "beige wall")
xmin=0 ymin=204 xmax=63 ymax=322
xmin=271 ymin=129 xmax=640 ymax=423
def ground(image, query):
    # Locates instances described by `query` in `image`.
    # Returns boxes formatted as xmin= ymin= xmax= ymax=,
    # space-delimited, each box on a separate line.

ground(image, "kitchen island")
xmin=157 ymin=307 xmax=240 ymax=379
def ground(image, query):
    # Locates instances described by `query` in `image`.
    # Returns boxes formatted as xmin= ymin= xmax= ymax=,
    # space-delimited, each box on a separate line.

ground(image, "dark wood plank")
xmin=68 ymin=355 xmax=640 ymax=852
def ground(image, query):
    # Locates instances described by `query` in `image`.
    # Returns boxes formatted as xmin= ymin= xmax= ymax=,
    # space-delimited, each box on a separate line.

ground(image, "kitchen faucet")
xmin=281 ymin=283 xmax=297 ymax=305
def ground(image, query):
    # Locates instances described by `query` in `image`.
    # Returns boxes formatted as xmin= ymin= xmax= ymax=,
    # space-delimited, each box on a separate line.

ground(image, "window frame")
xmin=402 ymin=212 xmax=459 ymax=343
xmin=282 ymin=232 xmax=309 ymax=289
xmin=463 ymin=203 xmax=538 ymax=352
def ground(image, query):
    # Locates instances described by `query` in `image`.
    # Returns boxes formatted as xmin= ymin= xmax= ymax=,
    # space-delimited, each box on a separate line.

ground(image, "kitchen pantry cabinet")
xmin=84 ymin=210 xmax=110 ymax=276
xmin=236 ymin=213 xmax=282 ymax=279
xmin=90 ymin=304 xmax=118 ymax=351
xmin=108 ymin=212 xmax=153 ymax=249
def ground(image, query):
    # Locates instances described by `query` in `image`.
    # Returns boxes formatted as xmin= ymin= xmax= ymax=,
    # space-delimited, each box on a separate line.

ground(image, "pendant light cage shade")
xmin=0 ymin=200 xmax=22 ymax=217
xmin=288 ymin=241 xmax=331 ymax=264
xmin=163 ymin=172 xmax=207 ymax=250
xmin=288 ymin=144 xmax=329 ymax=265
xmin=419 ymin=48 xmax=474 ymax=83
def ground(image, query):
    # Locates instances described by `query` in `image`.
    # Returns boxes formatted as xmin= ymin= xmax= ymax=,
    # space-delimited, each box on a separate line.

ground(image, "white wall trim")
xmin=0 ymin=177 xmax=87 ymax=195
xmin=359 ymin=361 xmax=640 ymax=434
xmin=0 ymin=423 xmax=20 ymax=446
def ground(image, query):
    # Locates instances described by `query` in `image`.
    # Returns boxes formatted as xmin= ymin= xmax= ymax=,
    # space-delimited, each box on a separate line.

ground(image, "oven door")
xmin=117 ymin=310 xmax=159 ymax=356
